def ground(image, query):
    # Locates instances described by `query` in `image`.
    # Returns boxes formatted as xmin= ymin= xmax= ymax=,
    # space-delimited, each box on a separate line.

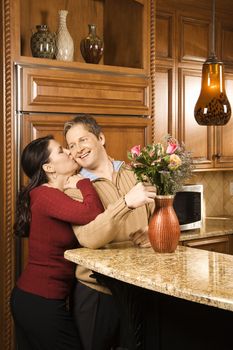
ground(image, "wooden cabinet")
xmin=182 ymin=235 xmax=233 ymax=254
xmin=155 ymin=1 xmax=233 ymax=171
xmin=13 ymin=0 xmax=153 ymax=272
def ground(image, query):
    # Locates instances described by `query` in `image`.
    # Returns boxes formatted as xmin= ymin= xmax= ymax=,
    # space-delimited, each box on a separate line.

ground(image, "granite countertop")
xmin=65 ymin=242 xmax=233 ymax=312
xmin=180 ymin=217 xmax=233 ymax=241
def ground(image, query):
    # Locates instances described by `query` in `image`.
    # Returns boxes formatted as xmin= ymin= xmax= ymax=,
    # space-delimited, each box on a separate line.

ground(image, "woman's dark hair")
xmin=14 ymin=135 xmax=54 ymax=237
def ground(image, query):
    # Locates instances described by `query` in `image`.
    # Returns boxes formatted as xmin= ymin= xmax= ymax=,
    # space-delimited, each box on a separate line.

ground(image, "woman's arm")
xmin=37 ymin=179 xmax=103 ymax=225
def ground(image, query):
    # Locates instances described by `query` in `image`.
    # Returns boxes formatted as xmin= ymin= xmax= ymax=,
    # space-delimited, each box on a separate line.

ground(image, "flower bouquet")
xmin=127 ymin=135 xmax=193 ymax=195
xmin=128 ymin=135 xmax=194 ymax=253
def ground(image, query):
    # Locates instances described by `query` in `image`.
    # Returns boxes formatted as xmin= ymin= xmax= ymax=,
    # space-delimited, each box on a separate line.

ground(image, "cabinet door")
xmin=214 ymin=74 xmax=233 ymax=169
xmin=17 ymin=65 xmax=150 ymax=115
xmin=178 ymin=68 xmax=214 ymax=169
xmin=19 ymin=113 xmax=152 ymax=270
xmin=21 ymin=114 xmax=151 ymax=161
xmin=183 ymin=236 xmax=230 ymax=254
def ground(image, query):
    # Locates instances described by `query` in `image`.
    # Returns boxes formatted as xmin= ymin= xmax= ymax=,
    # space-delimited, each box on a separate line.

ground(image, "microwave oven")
xmin=173 ymin=184 xmax=203 ymax=231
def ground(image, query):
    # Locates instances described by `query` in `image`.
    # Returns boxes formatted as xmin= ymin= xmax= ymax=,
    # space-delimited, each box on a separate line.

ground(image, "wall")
xmin=188 ymin=171 xmax=233 ymax=217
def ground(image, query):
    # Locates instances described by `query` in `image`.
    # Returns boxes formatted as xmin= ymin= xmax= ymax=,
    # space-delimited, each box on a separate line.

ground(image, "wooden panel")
xmin=221 ymin=24 xmax=233 ymax=65
xmin=18 ymin=65 xmax=150 ymax=115
xmin=156 ymin=12 xmax=173 ymax=59
xmin=229 ymin=235 xmax=233 ymax=254
xmin=104 ymin=0 xmax=143 ymax=68
xmin=154 ymin=67 xmax=174 ymax=141
xmin=178 ymin=68 xmax=214 ymax=169
xmin=183 ymin=236 xmax=230 ymax=254
xmin=21 ymin=113 xmax=152 ymax=163
xmin=180 ymin=16 xmax=209 ymax=62
xmin=214 ymin=74 xmax=233 ymax=168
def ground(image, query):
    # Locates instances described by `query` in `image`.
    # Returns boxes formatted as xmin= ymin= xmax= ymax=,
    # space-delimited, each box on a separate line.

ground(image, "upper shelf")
xmin=18 ymin=0 xmax=149 ymax=70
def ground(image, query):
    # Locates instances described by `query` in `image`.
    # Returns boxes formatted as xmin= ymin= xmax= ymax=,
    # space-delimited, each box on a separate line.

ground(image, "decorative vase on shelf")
xmin=148 ymin=195 xmax=180 ymax=253
xmin=56 ymin=10 xmax=74 ymax=61
xmin=30 ymin=25 xmax=56 ymax=59
xmin=80 ymin=24 xmax=104 ymax=64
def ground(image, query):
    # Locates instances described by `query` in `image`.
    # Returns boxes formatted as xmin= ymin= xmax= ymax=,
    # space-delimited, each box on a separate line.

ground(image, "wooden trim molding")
xmin=150 ymin=0 xmax=156 ymax=141
xmin=0 ymin=0 xmax=16 ymax=349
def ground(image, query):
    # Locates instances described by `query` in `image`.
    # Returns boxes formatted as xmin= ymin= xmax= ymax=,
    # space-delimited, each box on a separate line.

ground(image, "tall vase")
xmin=56 ymin=10 xmax=74 ymax=61
xmin=148 ymin=195 xmax=180 ymax=253
xmin=80 ymin=24 xmax=104 ymax=64
xmin=30 ymin=25 xmax=56 ymax=59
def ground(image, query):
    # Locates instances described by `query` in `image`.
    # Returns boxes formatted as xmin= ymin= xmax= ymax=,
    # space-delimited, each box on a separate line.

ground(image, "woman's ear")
xmin=99 ymin=132 xmax=105 ymax=146
xmin=42 ymin=163 xmax=54 ymax=174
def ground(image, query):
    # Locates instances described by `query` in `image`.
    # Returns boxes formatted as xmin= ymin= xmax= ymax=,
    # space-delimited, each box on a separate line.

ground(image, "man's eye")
xmin=69 ymin=144 xmax=74 ymax=149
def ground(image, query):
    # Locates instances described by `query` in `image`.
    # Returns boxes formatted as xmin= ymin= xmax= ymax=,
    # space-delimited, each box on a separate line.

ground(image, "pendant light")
xmin=194 ymin=0 xmax=231 ymax=126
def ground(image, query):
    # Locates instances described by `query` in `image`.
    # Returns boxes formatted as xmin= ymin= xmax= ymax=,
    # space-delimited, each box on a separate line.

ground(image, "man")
xmin=64 ymin=114 xmax=156 ymax=350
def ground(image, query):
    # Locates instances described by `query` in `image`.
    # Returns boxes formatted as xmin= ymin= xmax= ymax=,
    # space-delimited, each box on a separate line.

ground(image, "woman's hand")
xmin=129 ymin=226 xmax=151 ymax=248
xmin=63 ymin=174 xmax=84 ymax=189
xmin=124 ymin=182 xmax=156 ymax=209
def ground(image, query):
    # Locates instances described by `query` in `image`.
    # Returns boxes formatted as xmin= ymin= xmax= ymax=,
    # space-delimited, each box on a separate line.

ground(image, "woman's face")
xmin=47 ymin=139 xmax=79 ymax=176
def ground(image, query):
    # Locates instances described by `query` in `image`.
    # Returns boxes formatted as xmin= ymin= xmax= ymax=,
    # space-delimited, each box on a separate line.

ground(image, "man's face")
xmin=65 ymin=124 xmax=106 ymax=170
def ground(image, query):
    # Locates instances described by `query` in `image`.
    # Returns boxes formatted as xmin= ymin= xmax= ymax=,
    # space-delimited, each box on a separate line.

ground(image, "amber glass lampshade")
xmin=194 ymin=55 xmax=231 ymax=126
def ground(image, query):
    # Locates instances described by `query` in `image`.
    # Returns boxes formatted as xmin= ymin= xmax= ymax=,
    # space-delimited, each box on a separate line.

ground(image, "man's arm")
xmin=66 ymin=188 xmax=132 ymax=248
xmin=65 ymin=182 xmax=156 ymax=249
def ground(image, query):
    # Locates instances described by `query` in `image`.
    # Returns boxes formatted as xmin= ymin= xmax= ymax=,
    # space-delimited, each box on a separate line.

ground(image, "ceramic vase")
xmin=80 ymin=24 xmax=104 ymax=64
xmin=148 ymin=195 xmax=180 ymax=253
xmin=30 ymin=25 xmax=56 ymax=59
xmin=56 ymin=10 xmax=74 ymax=61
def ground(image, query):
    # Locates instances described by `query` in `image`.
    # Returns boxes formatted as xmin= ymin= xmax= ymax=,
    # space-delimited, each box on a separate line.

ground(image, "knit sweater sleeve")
xmin=71 ymin=197 xmax=133 ymax=249
xmin=35 ymin=179 xmax=103 ymax=225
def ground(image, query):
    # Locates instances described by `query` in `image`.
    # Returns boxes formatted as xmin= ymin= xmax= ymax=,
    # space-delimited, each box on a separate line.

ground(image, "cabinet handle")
xmin=213 ymin=153 xmax=221 ymax=159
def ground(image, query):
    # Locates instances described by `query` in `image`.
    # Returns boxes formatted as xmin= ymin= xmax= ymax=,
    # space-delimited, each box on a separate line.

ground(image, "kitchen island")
xmin=65 ymin=242 xmax=233 ymax=349
xmin=65 ymin=243 xmax=233 ymax=312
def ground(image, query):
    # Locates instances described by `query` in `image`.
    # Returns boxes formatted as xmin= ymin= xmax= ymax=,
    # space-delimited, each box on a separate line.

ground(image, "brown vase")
xmin=80 ymin=24 xmax=104 ymax=64
xmin=148 ymin=195 xmax=180 ymax=253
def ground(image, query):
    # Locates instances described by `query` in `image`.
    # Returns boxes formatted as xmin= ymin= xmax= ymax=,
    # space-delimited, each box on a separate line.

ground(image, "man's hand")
xmin=124 ymin=182 xmax=156 ymax=209
xmin=129 ymin=226 xmax=151 ymax=248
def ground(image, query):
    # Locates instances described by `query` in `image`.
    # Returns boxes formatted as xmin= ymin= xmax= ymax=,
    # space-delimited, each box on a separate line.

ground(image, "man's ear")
xmin=99 ymin=132 xmax=105 ymax=146
xmin=42 ymin=163 xmax=54 ymax=173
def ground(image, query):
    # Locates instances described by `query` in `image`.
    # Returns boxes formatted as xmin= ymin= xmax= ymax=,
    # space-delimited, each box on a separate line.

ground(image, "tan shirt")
xmin=65 ymin=165 xmax=154 ymax=293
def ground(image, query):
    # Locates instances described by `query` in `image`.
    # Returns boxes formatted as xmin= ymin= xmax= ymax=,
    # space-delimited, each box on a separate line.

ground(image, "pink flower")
xmin=131 ymin=145 xmax=141 ymax=157
xmin=166 ymin=142 xmax=178 ymax=154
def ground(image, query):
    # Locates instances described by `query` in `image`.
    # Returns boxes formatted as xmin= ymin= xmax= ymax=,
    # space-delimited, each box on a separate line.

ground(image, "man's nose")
xmin=72 ymin=142 xmax=83 ymax=153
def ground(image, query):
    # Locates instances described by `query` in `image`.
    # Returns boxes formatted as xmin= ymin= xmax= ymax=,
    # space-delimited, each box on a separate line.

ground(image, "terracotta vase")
xmin=56 ymin=10 xmax=74 ymax=61
xmin=80 ymin=24 xmax=104 ymax=64
xmin=148 ymin=195 xmax=180 ymax=253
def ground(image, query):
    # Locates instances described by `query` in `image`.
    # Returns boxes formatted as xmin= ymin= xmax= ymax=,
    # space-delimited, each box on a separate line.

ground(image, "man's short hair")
xmin=64 ymin=114 xmax=102 ymax=138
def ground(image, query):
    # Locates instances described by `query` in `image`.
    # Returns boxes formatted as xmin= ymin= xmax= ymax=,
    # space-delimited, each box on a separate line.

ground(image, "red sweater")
xmin=17 ymin=179 xmax=103 ymax=299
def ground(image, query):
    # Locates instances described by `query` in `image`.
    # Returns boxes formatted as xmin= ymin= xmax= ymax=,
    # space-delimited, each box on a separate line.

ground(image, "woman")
xmin=10 ymin=135 xmax=104 ymax=350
